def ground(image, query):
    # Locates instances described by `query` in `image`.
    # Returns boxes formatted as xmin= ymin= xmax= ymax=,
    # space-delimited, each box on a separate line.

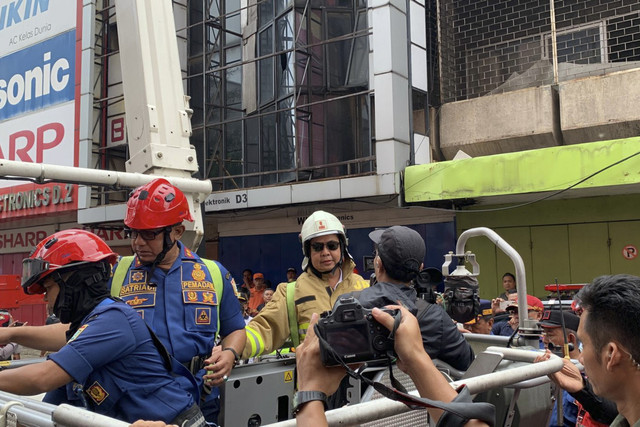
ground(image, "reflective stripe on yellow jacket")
xmin=242 ymin=260 xmax=368 ymax=358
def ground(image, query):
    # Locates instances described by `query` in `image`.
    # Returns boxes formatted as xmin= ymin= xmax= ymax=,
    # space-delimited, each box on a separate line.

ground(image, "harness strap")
xmin=286 ymin=281 xmax=299 ymax=348
xmin=201 ymin=258 xmax=223 ymax=342
xmin=110 ymin=256 xmax=134 ymax=298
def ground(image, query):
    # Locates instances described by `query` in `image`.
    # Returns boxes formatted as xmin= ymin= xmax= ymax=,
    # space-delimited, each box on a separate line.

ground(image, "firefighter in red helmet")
xmin=112 ymin=178 xmax=246 ymax=424
xmin=4 ymin=229 xmax=206 ymax=425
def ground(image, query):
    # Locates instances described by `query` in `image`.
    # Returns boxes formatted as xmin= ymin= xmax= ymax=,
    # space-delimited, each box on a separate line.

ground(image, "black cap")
xmin=287 ymin=267 xmax=296 ymax=273
xmin=538 ymin=310 xmax=580 ymax=331
xmin=369 ymin=226 xmax=425 ymax=280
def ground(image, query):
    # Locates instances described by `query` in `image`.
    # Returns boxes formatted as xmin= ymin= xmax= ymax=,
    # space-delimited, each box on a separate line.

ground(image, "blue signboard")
xmin=0 ymin=29 xmax=75 ymax=121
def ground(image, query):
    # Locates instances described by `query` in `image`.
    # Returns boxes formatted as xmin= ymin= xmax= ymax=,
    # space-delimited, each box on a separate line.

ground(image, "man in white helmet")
xmin=242 ymin=210 xmax=369 ymax=359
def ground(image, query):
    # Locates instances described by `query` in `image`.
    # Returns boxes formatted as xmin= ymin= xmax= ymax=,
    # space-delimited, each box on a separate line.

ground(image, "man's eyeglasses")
xmin=310 ymin=241 xmax=340 ymax=252
xmin=124 ymin=227 xmax=166 ymax=241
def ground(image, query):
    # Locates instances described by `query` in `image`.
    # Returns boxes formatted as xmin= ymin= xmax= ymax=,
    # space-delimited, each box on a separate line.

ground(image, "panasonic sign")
xmin=0 ymin=29 xmax=74 ymax=121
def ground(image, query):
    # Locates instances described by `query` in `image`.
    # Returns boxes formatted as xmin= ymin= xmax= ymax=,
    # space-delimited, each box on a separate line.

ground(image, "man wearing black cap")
xmin=346 ymin=226 xmax=474 ymax=371
xmin=537 ymin=310 xmax=581 ymax=427
xmin=539 ymin=310 xmax=581 ymax=359
xmin=464 ymin=299 xmax=494 ymax=334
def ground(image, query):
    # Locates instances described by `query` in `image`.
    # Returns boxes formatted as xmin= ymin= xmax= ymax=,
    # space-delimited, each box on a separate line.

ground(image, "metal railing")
xmin=0 ymin=392 xmax=129 ymax=427
xmin=264 ymin=347 xmax=563 ymax=427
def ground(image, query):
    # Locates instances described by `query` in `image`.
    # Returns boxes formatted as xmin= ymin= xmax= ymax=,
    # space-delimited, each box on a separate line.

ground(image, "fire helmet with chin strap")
xmin=125 ymin=178 xmax=194 ymax=230
xmin=299 ymin=210 xmax=352 ymax=273
xmin=22 ymin=229 xmax=118 ymax=295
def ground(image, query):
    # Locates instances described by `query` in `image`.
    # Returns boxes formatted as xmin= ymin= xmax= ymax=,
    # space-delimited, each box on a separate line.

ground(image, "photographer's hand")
xmin=371 ymin=306 xmax=429 ymax=373
xmin=295 ymin=313 xmax=346 ymax=427
xmin=372 ymin=305 xmax=458 ymax=422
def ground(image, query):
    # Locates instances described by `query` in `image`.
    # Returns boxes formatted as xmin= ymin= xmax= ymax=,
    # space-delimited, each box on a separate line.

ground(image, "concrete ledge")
xmin=559 ymin=68 xmax=640 ymax=145
xmin=439 ymin=86 xmax=561 ymax=159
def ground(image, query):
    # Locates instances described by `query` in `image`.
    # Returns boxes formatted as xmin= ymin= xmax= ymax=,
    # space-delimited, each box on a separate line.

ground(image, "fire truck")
xmin=0 ymin=1 xmax=573 ymax=425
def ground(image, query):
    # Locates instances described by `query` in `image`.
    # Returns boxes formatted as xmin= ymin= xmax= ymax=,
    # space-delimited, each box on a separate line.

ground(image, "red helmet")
xmin=124 ymin=178 xmax=194 ymax=230
xmin=22 ymin=229 xmax=118 ymax=295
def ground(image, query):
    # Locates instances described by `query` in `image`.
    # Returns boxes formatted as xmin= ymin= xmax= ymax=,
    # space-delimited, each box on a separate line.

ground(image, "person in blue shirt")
xmin=5 ymin=229 xmax=205 ymax=426
xmin=112 ymin=178 xmax=246 ymax=424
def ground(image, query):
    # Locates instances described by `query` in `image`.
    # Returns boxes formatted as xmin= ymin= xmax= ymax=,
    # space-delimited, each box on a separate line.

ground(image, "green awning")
xmin=404 ymin=137 xmax=640 ymax=203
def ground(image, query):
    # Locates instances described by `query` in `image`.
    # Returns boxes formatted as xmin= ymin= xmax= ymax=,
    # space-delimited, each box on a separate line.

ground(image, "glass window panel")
xmin=206 ymin=48 xmax=220 ymax=71
xmin=189 ymin=55 xmax=204 ymax=75
xmin=189 ymin=1 xmax=204 ymax=24
xmin=295 ymin=11 xmax=308 ymax=86
xmin=357 ymin=94 xmax=372 ymax=173
xmin=276 ymin=13 xmax=295 ymax=97
xmin=225 ymin=44 xmax=241 ymax=64
xmin=261 ymin=110 xmax=277 ymax=185
xmin=311 ymin=99 xmax=325 ymax=167
xmin=346 ymin=10 xmax=368 ymax=87
xmin=296 ymin=95 xmax=311 ymax=169
xmin=188 ymin=24 xmax=204 ymax=56
xmin=225 ymin=67 xmax=242 ymax=112
xmin=205 ymin=126 xmax=224 ymax=182
xmin=205 ymin=73 xmax=222 ymax=109
xmin=245 ymin=116 xmax=260 ymax=187
xmin=326 ymin=12 xmax=352 ymax=88
xmin=258 ymin=26 xmax=274 ymax=55
xmin=278 ymin=97 xmax=296 ymax=182
xmin=310 ymin=10 xmax=324 ymax=89
xmin=205 ymin=23 xmax=219 ymax=55
xmin=259 ymin=57 xmax=275 ymax=105
xmin=276 ymin=0 xmax=291 ymax=17
xmin=259 ymin=0 xmax=274 ymax=29
xmin=207 ymin=1 xmax=220 ymax=19
xmin=225 ymin=0 xmax=241 ymax=40
xmin=325 ymin=97 xmax=355 ymax=176
xmin=223 ymin=121 xmax=243 ymax=189
xmin=189 ymin=75 xmax=204 ymax=126
xmin=311 ymin=0 xmax=351 ymax=8
xmin=259 ymin=27 xmax=275 ymax=105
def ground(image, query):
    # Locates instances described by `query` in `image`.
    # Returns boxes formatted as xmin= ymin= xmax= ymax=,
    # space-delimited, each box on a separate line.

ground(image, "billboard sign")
xmin=0 ymin=0 xmax=80 ymax=217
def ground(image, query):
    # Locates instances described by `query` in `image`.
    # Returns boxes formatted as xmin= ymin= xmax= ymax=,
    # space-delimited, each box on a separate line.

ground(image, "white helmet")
xmin=300 ymin=210 xmax=350 ymax=271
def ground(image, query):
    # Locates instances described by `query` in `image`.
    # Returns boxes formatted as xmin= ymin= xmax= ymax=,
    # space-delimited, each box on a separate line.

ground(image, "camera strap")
xmin=312 ymin=313 xmax=495 ymax=426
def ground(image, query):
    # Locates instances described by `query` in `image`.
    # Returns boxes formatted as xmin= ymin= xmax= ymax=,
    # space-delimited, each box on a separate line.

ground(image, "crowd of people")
xmin=237 ymin=268 xmax=295 ymax=318
xmin=0 ymin=178 xmax=637 ymax=427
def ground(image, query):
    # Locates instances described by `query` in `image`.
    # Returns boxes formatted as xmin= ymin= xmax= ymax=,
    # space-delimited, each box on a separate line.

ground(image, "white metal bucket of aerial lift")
xmin=218 ymin=356 xmax=297 ymax=426
xmin=262 ymin=347 xmax=564 ymax=427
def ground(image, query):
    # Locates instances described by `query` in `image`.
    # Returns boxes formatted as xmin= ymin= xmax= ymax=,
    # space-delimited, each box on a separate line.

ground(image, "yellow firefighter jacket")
xmin=243 ymin=260 xmax=369 ymax=358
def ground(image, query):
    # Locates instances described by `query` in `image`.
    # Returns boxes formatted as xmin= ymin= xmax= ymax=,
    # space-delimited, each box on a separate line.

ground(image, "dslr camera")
xmin=316 ymin=297 xmax=398 ymax=367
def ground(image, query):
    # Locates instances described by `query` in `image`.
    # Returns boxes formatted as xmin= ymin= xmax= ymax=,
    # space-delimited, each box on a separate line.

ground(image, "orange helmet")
xmin=125 ymin=178 xmax=194 ymax=230
xmin=22 ymin=229 xmax=117 ymax=295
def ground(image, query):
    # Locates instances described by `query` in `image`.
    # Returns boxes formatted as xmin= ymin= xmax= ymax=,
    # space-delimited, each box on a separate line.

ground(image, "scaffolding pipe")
xmin=454 ymin=227 xmax=529 ymax=329
xmin=265 ymin=348 xmax=563 ymax=427
xmin=0 ymin=160 xmax=212 ymax=198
